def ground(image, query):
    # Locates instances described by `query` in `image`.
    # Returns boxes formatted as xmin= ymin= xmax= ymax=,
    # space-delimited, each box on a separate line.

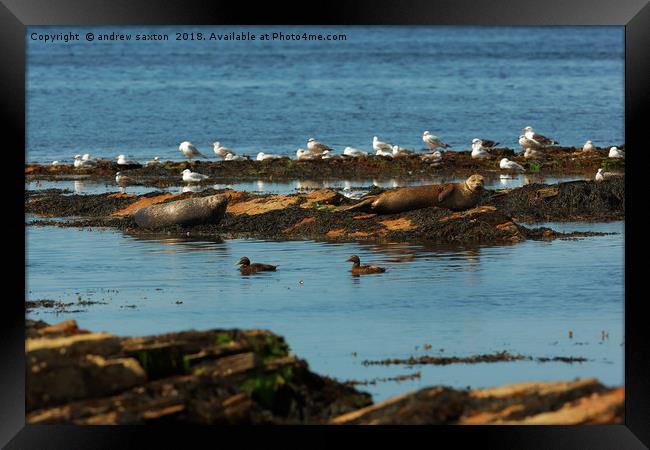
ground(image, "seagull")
xmin=471 ymin=140 xmax=491 ymax=159
xmin=51 ymin=160 xmax=61 ymax=166
xmin=343 ymin=147 xmax=368 ymax=157
xmin=321 ymin=152 xmax=335 ymax=159
xmin=307 ymin=138 xmax=333 ymax=154
xmin=518 ymin=135 xmax=543 ymax=150
xmin=422 ymin=131 xmax=450 ymax=150
xmin=608 ymin=146 xmax=624 ymax=158
xmin=144 ymin=156 xmax=161 ymax=166
xmin=213 ymin=142 xmax=234 ymax=159
xmin=179 ymin=141 xmax=207 ymax=161
xmin=524 ymin=148 xmax=545 ymax=160
xmin=522 ymin=126 xmax=559 ymax=146
xmin=475 ymin=138 xmax=499 ymax=149
xmin=392 ymin=145 xmax=415 ymax=157
xmin=296 ymin=148 xmax=323 ymax=160
xmin=373 ymin=136 xmax=393 ymax=153
xmin=225 ymin=153 xmax=249 ymax=161
xmin=117 ymin=154 xmax=139 ymax=165
xmin=375 ymin=148 xmax=393 ymax=158
xmin=421 ymin=151 xmax=442 ymax=163
xmin=73 ymin=154 xmax=96 ymax=168
xmin=115 ymin=171 xmax=135 ymax=184
xmin=256 ymin=152 xmax=283 ymax=161
xmin=81 ymin=153 xmax=96 ymax=162
xmin=595 ymin=168 xmax=605 ymax=181
xmin=182 ymin=168 xmax=209 ymax=183
xmin=582 ymin=140 xmax=596 ymax=152
xmin=500 ymin=158 xmax=525 ymax=172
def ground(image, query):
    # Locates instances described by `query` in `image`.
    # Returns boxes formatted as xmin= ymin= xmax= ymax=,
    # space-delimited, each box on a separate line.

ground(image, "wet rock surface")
xmin=331 ymin=378 xmax=623 ymax=425
xmin=26 ymin=320 xmax=372 ymax=424
xmin=26 ymin=178 xmax=623 ymax=245
xmin=25 ymin=320 xmax=623 ymax=425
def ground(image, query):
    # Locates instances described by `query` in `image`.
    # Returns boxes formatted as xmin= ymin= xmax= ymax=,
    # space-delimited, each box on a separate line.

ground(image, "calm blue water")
xmin=26 ymin=223 xmax=624 ymax=401
xmin=25 ymin=173 xmax=590 ymax=196
xmin=27 ymin=26 xmax=624 ymax=163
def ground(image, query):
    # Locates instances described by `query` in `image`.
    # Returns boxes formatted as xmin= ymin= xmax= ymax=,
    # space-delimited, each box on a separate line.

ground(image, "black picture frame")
xmin=4 ymin=0 xmax=648 ymax=447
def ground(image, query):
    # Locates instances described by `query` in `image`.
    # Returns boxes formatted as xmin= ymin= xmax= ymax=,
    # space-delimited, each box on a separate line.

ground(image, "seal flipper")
xmin=340 ymin=195 xmax=378 ymax=212
xmin=437 ymin=185 xmax=455 ymax=203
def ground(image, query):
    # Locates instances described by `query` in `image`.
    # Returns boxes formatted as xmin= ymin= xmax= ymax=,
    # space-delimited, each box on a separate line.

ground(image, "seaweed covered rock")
xmin=26 ymin=320 xmax=371 ymax=425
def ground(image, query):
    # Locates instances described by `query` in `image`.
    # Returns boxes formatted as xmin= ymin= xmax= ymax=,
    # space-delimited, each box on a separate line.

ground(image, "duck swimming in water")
xmin=346 ymin=255 xmax=386 ymax=275
xmin=237 ymin=257 xmax=277 ymax=275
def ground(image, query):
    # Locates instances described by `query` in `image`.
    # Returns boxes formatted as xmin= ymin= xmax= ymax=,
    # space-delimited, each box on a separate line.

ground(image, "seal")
xmin=341 ymin=175 xmax=485 ymax=214
xmin=237 ymin=257 xmax=277 ymax=275
xmin=133 ymin=193 xmax=230 ymax=229
xmin=346 ymin=255 xmax=386 ymax=275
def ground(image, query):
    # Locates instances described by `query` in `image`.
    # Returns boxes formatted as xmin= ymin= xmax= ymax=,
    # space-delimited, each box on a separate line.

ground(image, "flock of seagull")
xmin=55 ymin=126 xmax=624 ymax=185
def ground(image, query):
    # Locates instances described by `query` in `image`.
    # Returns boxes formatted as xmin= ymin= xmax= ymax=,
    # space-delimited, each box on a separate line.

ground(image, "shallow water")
xmin=26 ymin=222 xmax=624 ymax=401
xmin=27 ymin=26 xmax=623 ymax=163
xmin=25 ymin=173 xmax=590 ymax=197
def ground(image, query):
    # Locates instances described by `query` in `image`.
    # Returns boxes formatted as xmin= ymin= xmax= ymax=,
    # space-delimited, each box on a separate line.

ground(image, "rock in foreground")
xmin=26 ymin=320 xmax=623 ymax=425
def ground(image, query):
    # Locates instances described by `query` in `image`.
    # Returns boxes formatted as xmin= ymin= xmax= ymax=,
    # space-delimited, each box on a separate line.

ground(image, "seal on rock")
xmin=341 ymin=175 xmax=485 ymax=214
xmin=133 ymin=193 xmax=230 ymax=229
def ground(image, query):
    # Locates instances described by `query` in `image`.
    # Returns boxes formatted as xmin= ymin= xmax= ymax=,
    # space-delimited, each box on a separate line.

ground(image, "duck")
xmin=346 ymin=255 xmax=386 ymax=275
xmin=237 ymin=257 xmax=277 ymax=274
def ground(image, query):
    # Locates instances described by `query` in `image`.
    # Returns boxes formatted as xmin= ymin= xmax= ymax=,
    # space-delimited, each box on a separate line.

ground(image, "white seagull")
xmin=595 ymin=168 xmax=605 ymax=181
xmin=73 ymin=154 xmax=96 ymax=168
xmin=117 ymin=154 xmax=139 ymax=165
xmin=213 ymin=142 xmax=234 ymax=159
xmin=608 ymin=146 xmax=624 ymax=158
xmin=500 ymin=158 xmax=525 ymax=172
xmin=115 ymin=171 xmax=134 ymax=184
xmin=182 ymin=169 xmax=209 ymax=183
xmin=307 ymin=138 xmax=333 ymax=154
xmin=524 ymin=148 xmax=545 ymax=160
xmin=51 ymin=160 xmax=61 ymax=166
xmin=225 ymin=153 xmax=249 ymax=161
xmin=582 ymin=140 xmax=596 ymax=152
xmin=375 ymin=148 xmax=393 ymax=158
xmin=343 ymin=147 xmax=368 ymax=157
xmin=373 ymin=136 xmax=393 ymax=153
xmin=256 ymin=152 xmax=283 ymax=161
xmin=392 ymin=145 xmax=415 ymax=157
xmin=522 ymin=126 xmax=559 ymax=146
xmin=422 ymin=131 xmax=450 ymax=150
xmin=518 ymin=135 xmax=543 ymax=150
xmin=144 ymin=156 xmax=161 ymax=166
xmin=81 ymin=153 xmax=96 ymax=162
xmin=421 ymin=151 xmax=442 ymax=163
xmin=296 ymin=148 xmax=323 ymax=160
xmin=179 ymin=141 xmax=207 ymax=161
xmin=471 ymin=140 xmax=491 ymax=159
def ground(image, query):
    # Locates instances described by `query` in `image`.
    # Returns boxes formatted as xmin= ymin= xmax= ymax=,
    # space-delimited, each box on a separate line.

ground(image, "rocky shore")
xmin=25 ymin=145 xmax=624 ymax=185
xmin=26 ymin=320 xmax=623 ymax=425
xmin=26 ymin=177 xmax=624 ymax=245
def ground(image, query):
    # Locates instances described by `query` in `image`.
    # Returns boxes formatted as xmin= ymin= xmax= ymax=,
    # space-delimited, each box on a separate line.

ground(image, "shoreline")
xmin=26 ymin=145 xmax=625 ymax=185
